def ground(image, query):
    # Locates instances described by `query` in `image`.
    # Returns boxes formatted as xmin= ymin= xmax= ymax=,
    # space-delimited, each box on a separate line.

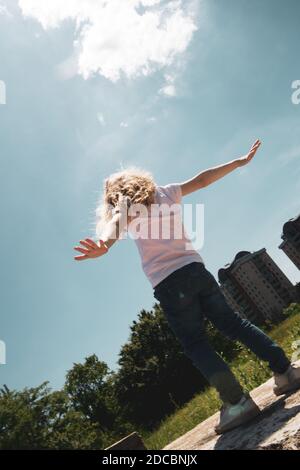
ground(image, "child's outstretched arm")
xmin=73 ymin=197 xmax=129 ymax=261
xmin=180 ymin=139 xmax=261 ymax=196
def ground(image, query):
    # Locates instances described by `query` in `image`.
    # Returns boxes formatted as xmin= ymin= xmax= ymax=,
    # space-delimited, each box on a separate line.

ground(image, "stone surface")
xmin=163 ymin=360 xmax=300 ymax=450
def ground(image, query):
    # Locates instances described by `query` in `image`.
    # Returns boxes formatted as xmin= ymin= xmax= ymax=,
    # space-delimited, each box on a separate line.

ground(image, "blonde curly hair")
xmin=94 ymin=166 xmax=156 ymax=238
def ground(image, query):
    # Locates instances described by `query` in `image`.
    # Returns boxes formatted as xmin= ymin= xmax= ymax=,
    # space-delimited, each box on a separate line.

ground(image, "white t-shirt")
xmin=126 ymin=183 xmax=204 ymax=288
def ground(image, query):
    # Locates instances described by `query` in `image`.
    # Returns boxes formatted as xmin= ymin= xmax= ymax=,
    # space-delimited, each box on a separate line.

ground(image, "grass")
xmin=141 ymin=305 xmax=300 ymax=450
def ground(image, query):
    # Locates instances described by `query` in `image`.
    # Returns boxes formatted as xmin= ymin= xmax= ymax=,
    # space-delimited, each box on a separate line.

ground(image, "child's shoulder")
xmin=155 ymin=183 xmax=182 ymax=205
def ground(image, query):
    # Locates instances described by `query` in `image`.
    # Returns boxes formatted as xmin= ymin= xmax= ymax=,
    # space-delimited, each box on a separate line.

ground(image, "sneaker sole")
xmin=273 ymin=378 xmax=300 ymax=396
xmin=214 ymin=405 xmax=261 ymax=435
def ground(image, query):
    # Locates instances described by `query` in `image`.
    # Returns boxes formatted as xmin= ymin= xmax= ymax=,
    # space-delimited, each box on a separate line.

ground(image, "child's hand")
xmin=73 ymin=238 xmax=108 ymax=261
xmin=237 ymin=139 xmax=262 ymax=167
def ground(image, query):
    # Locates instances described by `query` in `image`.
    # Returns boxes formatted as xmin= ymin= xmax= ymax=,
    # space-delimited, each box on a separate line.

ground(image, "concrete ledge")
xmin=163 ymin=359 xmax=300 ymax=450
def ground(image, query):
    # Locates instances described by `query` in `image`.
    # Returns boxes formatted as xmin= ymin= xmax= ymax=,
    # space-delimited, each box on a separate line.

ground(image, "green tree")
xmin=0 ymin=383 xmax=100 ymax=449
xmin=114 ymin=304 xmax=207 ymax=428
xmin=64 ymin=355 xmax=133 ymax=443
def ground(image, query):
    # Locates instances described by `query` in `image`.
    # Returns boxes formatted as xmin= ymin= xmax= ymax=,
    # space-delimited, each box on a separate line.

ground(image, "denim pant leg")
xmin=154 ymin=272 xmax=245 ymax=404
xmin=198 ymin=266 xmax=291 ymax=375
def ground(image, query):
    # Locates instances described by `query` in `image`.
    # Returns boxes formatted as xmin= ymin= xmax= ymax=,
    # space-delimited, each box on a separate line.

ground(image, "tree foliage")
xmin=2 ymin=300 xmax=290 ymax=448
xmin=0 ymin=383 xmax=100 ymax=449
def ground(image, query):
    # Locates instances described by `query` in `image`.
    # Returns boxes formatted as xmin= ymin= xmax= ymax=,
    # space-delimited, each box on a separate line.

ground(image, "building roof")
xmin=281 ymin=214 xmax=300 ymax=239
xmin=218 ymin=249 xmax=266 ymax=283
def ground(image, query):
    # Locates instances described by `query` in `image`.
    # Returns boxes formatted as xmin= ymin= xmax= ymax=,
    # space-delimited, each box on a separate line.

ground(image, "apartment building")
xmin=218 ymin=249 xmax=296 ymax=324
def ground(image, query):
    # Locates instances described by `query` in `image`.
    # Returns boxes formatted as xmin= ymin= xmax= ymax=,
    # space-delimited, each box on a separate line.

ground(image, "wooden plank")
xmin=105 ymin=431 xmax=147 ymax=450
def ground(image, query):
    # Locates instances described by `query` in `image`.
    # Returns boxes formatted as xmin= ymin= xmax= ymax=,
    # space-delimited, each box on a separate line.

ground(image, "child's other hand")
xmin=237 ymin=139 xmax=261 ymax=167
xmin=73 ymin=238 xmax=108 ymax=261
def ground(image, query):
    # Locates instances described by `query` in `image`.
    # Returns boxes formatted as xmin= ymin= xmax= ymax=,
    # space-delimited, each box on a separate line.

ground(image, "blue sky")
xmin=1 ymin=0 xmax=300 ymax=391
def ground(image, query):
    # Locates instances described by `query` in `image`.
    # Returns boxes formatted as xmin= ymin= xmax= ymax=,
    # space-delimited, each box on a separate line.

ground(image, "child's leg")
xmin=154 ymin=280 xmax=245 ymax=404
xmin=198 ymin=266 xmax=291 ymax=374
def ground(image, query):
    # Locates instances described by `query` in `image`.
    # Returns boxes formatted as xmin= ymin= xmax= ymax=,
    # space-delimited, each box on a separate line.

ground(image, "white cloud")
xmin=159 ymin=71 xmax=177 ymax=96
xmin=120 ymin=121 xmax=129 ymax=128
xmin=0 ymin=2 xmax=12 ymax=17
xmin=18 ymin=0 xmax=198 ymax=83
xmin=160 ymin=83 xmax=176 ymax=96
xmin=147 ymin=116 xmax=157 ymax=123
xmin=97 ymin=113 xmax=106 ymax=126
xmin=55 ymin=52 xmax=79 ymax=80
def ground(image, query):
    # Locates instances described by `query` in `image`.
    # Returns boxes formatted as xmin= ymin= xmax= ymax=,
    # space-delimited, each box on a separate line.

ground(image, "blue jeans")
xmin=153 ymin=261 xmax=291 ymax=404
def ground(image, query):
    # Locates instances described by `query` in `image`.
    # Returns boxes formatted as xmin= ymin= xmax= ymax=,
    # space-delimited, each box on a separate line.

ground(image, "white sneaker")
xmin=215 ymin=393 xmax=261 ymax=435
xmin=273 ymin=363 xmax=300 ymax=396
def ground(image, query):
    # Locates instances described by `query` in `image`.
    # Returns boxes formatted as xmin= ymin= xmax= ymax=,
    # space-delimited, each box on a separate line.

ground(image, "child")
xmin=74 ymin=139 xmax=300 ymax=434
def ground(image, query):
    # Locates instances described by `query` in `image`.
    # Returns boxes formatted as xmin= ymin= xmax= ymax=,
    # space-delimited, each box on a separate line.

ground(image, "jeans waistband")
xmin=154 ymin=261 xmax=204 ymax=292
